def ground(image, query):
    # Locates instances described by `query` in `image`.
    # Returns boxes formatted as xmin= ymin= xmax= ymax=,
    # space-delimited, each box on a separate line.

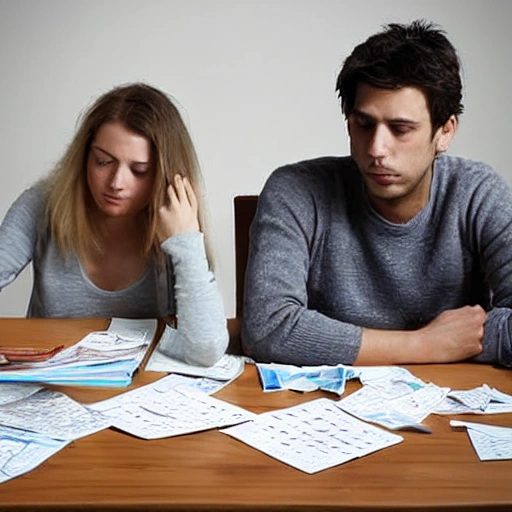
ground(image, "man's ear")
xmin=435 ymin=115 xmax=458 ymax=154
xmin=346 ymin=116 xmax=352 ymax=137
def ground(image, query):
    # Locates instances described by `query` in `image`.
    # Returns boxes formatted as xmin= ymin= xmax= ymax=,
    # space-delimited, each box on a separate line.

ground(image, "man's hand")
xmin=157 ymin=175 xmax=200 ymax=241
xmin=356 ymin=305 xmax=486 ymax=365
xmin=416 ymin=305 xmax=486 ymax=363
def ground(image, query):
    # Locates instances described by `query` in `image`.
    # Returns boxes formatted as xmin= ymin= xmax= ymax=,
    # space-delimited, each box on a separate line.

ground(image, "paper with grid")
xmin=0 ymin=425 xmax=70 ymax=484
xmin=88 ymin=375 xmax=256 ymax=439
xmin=451 ymin=420 xmax=512 ymax=460
xmin=339 ymin=382 xmax=448 ymax=431
xmin=0 ymin=388 xmax=110 ymax=440
xmin=435 ymin=385 xmax=512 ymax=415
xmin=221 ymin=397 xmax=403 ymax=474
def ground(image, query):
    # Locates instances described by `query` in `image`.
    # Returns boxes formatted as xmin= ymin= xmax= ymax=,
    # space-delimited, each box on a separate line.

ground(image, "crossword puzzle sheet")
xmin=221 ymin=397 xmax=403 ymax=473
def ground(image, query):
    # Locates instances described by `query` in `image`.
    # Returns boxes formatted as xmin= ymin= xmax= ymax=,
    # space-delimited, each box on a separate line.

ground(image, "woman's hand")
xmin=157 ymin=174 xmax=200 ymax=241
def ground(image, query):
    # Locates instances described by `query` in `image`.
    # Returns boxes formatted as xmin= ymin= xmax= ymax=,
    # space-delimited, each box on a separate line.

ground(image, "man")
xmin=242 ymin=20 xmax=512 ymax=367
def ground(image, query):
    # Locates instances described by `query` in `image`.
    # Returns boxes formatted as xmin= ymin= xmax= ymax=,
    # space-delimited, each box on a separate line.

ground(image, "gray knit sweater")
xmin=0 ymin=182 xmax=228 ymax=366
xmin=242 ymin=155 xmax=512 ymax=367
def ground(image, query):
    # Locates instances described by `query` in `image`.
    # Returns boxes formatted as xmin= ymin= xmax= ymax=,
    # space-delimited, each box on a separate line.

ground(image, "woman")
xmin=0 ymin=83 xmax=228 ymax=366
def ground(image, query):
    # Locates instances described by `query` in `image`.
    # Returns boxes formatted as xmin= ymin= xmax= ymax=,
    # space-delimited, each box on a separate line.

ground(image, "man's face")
xmin=347 ymin=83 xmax=454 ymax=223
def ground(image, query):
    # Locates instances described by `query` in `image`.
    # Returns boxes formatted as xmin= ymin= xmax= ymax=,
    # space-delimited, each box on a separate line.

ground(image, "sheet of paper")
xmin=339 ymin=383 xmax=448 ymax=432
xmin=0 ymin=383 xmax=43 ymax=405
xmin=88 ymin=375 xmax=255 ymax=439
xmin=490 ymin=387 xmax=512 ymax=404
xmin=145 ymin=324 xmax=245 ymax=381
xmin=450 ymin=420 xmax=512 ymax=461
xmin=434 ymin=385 xmax=512 ymax=415
xmin=358 ymin=366 xmax=429 ymax=399
xmin=0 ymin=425 xmax=70 ymax=484
xmin=78 ymin=331 xmax=147 ymax=352
xmin=0 ymin=388 xmax=110 ymax=440
xmin=49 ymin=317 xmax=156 ymax=367
xmin=221 ymin=398 xmax=403 ymax=474
xmin=107 ymin=317 xmax=157 ymax=343
xmin=153 ymin=373 xmax=235 ymax=395
xmin=447 ymin=384 xmax=492 ymax=410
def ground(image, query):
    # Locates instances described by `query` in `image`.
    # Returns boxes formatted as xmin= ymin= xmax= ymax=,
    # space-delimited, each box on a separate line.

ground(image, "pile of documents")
xmin=2 ymin=335 xmax=512 ymax=482
xmin=0 ymin=318 xmax=157 ymax=387
xmin=0 ymin=374 xmax=254 ymax=483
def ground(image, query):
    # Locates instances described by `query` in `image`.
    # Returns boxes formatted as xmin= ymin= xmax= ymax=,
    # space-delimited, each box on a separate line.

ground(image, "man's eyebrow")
xmin=351 ymin=109 xmax=420 ymax=125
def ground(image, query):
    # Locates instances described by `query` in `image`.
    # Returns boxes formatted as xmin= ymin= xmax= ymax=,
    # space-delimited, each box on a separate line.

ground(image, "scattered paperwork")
xmin=451 ymin=420 xmax=512 ymax=461
xmin=0 ymin=318 xmax=157 ymax=387
xmin=2 ymin=351 xmax=511 ymax=484
xmin=221 ymin=397 xmax=403 ymax=474
xmin=0 ymin=382 xmax=109 ymax=484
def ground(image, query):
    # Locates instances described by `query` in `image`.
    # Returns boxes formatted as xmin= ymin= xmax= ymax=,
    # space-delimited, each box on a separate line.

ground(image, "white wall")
xmin=0 ymin=0 xmax=510 ymax=317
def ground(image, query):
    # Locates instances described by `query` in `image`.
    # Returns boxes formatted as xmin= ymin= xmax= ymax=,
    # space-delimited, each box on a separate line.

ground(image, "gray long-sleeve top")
xmin=0 ymin=182 xmax=228 ymax=366
xmin=242 ymin=155 xmax=512 ymax=367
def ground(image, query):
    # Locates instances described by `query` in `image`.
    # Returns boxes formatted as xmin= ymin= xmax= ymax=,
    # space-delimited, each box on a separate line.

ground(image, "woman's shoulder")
xmin=11 ymin=180 xmax=48 ymax=212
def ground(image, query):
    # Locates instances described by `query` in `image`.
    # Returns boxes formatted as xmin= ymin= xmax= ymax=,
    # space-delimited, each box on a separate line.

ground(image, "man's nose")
xmin=368 ymin=125 xmax=390 ymax=159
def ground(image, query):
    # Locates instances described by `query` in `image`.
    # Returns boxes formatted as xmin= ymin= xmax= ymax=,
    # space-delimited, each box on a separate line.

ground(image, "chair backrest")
xmin=233 ymin=195 xmax=259 ymax=318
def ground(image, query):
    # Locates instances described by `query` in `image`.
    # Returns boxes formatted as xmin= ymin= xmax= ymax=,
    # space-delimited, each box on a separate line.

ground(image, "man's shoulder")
xmin=438 ymin=154 xmax=504 ymax=185
xmin=266 ymin=156 xmax=357 ymax=188
xmin=436 ymin=155 xmax=511 ymax=210
xmin=273 ymin=155 xmax=355 ymax=174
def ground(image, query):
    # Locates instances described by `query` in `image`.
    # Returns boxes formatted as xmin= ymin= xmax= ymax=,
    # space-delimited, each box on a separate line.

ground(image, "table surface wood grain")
xmin=1 ymin=317 xmax=512 ymax=512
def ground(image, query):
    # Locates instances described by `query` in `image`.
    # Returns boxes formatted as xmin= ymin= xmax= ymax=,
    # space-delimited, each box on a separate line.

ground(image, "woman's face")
xmin=87 ymin=122 xmax=156 ymax=220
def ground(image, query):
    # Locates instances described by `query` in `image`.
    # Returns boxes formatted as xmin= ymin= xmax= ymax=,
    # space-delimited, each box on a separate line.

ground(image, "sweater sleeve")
xmin=468 ymin=169 xmax=512 ymax=367
xmin=158 ymin=231 xmax=229 ymax=366
xmin=242 ymin=167 xmax=361 ymax=366
xmin=0 ymin=185 xmax=44 ymax=291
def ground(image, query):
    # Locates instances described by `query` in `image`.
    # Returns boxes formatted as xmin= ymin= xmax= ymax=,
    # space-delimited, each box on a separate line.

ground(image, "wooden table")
xmin=1 ymin=317 xmax=512 ymax=511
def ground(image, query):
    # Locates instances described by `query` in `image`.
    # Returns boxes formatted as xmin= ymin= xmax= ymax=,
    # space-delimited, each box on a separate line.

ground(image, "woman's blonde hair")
xmin=45 ymin=82 xmax=212 ymax=266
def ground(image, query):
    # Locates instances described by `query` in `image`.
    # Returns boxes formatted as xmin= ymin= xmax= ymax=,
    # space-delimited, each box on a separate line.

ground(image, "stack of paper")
xmin=0 ymin=318 xmax=157 ymax=387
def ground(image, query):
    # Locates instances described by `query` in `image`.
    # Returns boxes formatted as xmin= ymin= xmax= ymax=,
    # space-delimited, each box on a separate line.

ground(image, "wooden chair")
xmin=233 ymin=195 xmax=259 ymax=318
xmin=226 ymin=195 xmax=258 ymax=356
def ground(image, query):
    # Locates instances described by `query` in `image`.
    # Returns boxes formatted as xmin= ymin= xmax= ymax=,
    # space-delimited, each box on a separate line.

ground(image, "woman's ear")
xmin=435 ymin=115 xmax=458 ymax=154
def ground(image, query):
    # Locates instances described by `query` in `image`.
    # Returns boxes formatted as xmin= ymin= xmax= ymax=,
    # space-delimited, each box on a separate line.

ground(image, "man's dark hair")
xmin=336 ymin=20 xmax=464 ymax=131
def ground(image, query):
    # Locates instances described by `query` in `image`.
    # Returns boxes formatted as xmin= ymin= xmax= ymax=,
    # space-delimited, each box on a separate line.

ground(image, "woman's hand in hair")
xmin=157 ymin=174 xmax=200 ymax=241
